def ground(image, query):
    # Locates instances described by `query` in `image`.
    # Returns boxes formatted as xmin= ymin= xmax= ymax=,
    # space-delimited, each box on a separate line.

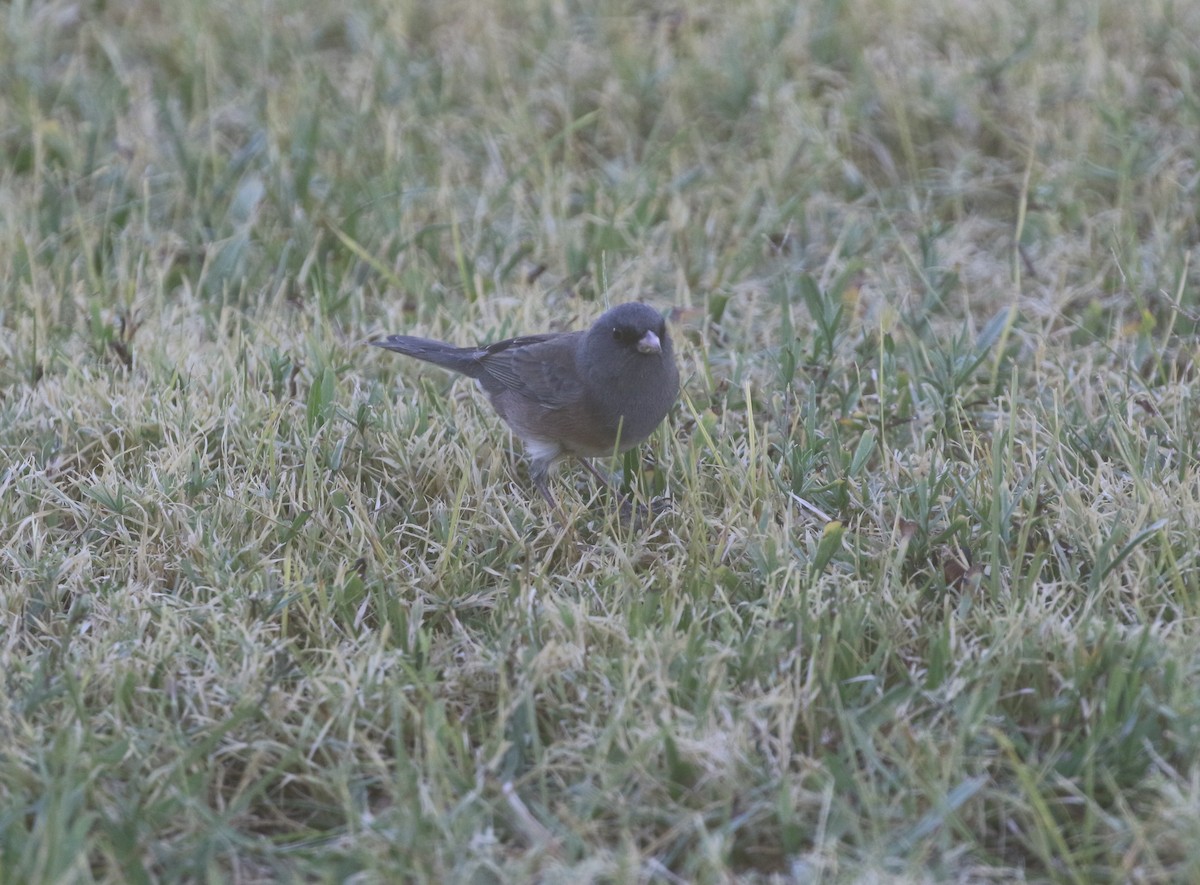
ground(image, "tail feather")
xmin=371 ymin=335 xmax=483 ymax=378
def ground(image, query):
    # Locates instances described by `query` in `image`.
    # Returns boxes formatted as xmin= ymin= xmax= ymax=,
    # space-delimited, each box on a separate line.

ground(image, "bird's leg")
xmin=577 ymin=458 xmax=617 ymax=491
xmin=531 ymin=461 xmax=570 ymax=527
xmin=579 ymin=457 xmax=639 ymax=516
xmin=579 ymin=456 xmax=672 ymax=526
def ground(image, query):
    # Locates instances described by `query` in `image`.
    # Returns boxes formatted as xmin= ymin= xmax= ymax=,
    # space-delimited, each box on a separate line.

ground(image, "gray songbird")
xmin=372 ymin=302 xmax=679 ymax=510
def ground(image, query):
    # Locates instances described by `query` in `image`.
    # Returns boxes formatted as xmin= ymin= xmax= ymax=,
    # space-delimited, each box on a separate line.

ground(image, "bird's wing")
xmin=476 ymin=333 xmax=584 ymax=409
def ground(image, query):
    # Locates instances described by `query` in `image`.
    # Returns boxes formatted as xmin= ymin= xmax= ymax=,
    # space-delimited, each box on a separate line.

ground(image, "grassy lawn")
xmin=4 ymin=0 xmax=1200 ymax=881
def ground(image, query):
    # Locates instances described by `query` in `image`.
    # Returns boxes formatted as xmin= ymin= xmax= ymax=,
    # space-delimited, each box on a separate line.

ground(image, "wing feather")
xmin=475 ymin=333 xmax=584 ymax=409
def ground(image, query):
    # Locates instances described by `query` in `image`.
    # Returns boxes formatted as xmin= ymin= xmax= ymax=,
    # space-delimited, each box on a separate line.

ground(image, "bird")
xmin=371 ymin=302 xmax=679 ymax=512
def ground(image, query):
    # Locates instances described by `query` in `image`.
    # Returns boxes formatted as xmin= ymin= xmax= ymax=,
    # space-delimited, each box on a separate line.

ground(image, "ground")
xmin=3 ymin=0 xmax=1200 ymax=881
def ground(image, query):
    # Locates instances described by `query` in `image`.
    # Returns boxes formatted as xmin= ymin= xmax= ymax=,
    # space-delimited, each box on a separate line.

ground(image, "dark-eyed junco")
xmin=372 ymin=302 xmax=679 ymax=510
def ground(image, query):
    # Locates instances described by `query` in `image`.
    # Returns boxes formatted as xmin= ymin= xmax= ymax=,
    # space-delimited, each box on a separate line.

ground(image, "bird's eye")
xmin=612 ymin=325 xmax=638 ymax=343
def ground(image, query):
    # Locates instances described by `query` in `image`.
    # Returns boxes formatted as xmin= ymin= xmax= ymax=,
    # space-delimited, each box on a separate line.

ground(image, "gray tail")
xmin=371 ymin=335 xmax=483 ymax=378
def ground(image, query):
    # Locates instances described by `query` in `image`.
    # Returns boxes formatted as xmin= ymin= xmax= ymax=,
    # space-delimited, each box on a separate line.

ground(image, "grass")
xmin=3 ymin=0 xmax=1200 ymax=880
